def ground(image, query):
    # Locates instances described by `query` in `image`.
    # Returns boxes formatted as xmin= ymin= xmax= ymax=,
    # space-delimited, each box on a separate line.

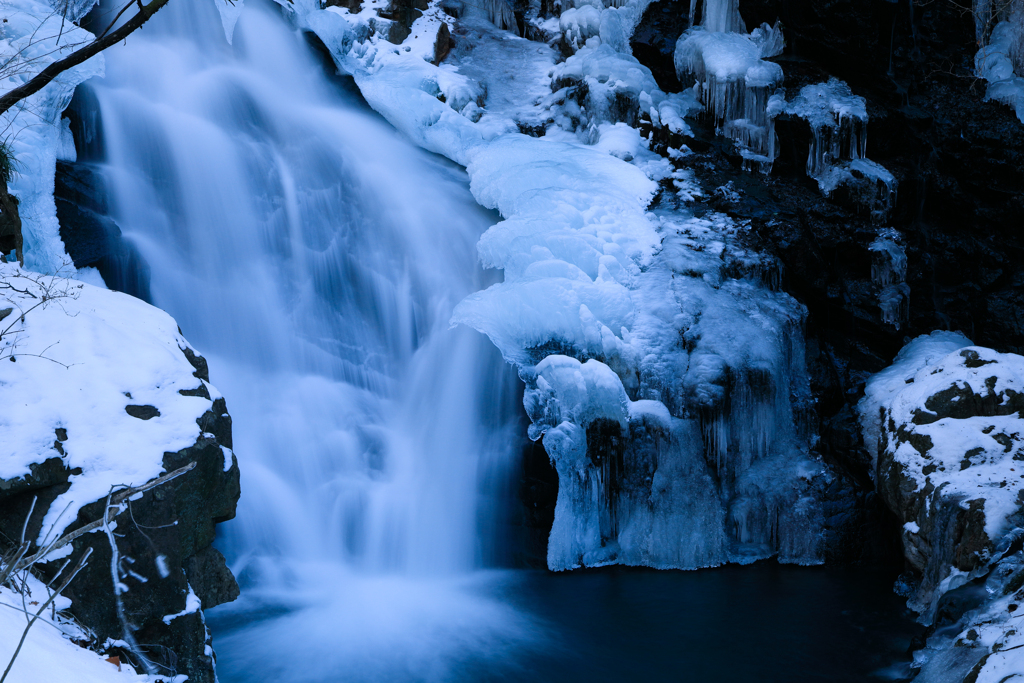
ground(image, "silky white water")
xmin=88 ymin=0 xmax=537 ymax=679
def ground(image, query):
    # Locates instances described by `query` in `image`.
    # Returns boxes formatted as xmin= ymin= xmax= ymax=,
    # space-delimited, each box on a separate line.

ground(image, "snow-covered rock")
xmin=861 ymin=333 xmax=1024 ymax=612
xmin=861 ymin=333 xmax=1024 ymax=680
xmin=0 ymin=262 xmax=239 ymax=683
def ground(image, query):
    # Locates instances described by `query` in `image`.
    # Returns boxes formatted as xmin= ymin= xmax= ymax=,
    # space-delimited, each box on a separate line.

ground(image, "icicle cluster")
xmin=786 ymin=79 xmax=896 ymax=221
xmin=673 ymin=0 xmax=785 ymax=171
xmin=869 ymin=229 xmax=910 ymax=329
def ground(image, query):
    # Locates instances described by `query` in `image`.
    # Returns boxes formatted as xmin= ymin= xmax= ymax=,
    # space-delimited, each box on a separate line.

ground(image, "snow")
xmin=0 ymin=0 xmax=105 ymax=272
xmin=858 ymin=330 xmax=973 ymax=473
xmin=0 ymin=263 xmax=218 ymax=542
xmin=162 ymin=584 xmax=201 ymax=625
xmin=0 ymin=582 xmax=146 ymax=682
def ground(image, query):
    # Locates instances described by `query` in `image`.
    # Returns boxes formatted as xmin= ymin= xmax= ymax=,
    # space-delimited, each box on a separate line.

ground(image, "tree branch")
xmin=0 ymin=0 xmax=172 ymax=118
xmin=14 ymin=461 xmax=196 ymax=572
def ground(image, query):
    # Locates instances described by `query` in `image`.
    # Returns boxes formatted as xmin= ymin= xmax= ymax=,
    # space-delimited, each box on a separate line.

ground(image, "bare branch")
xmin=14 ymin=461 xmax=197 ymax=572
xmin=0 ymin=0 xmax=173 ymax=118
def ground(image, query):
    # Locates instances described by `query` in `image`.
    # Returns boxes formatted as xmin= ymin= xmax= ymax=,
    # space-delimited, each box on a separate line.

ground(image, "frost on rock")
xmin=673 ymin=0 xmax=785 ymax=171
xmin=869 ymin=229 xmax=909 ymax=329
xmin=0 ymin=263 xmax=220 ymax=542
xmin=786 ymin=79 xmax=896 ymax=221
xmin=1 ymin=0 xmax=105 ymax=273
xmin=860 ymin=333 xmax=1024 ymax=617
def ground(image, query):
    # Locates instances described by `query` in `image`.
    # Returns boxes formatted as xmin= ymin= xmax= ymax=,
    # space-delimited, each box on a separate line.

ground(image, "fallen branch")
xmin=14 ymin=462 xmax=196 ymax=572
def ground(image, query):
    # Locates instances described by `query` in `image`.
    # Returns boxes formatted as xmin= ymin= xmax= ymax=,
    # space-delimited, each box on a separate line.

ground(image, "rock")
xmin=0 ymin=266 xmax=239 ymax=683
xmin=0 ymin=175 xmax=22 ymax=264
xmin=125 ymin=404 xmax=161 ymax=420
xmin=434 ymin=21 xmax=453 ymax=65
xmin=185 ymin=545 xmax=240 ymax=609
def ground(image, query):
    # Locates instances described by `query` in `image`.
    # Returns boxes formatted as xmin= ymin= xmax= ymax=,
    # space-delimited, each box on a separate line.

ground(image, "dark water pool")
xmin=210 ymin=562 xmax=921 ymax=683
xmin=471 ymin=563 xmax=920 ymax=683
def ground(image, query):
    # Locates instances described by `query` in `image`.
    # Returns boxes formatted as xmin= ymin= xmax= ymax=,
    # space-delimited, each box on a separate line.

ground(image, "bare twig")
xmin=0 ymin=0 xmax=174 ymax=118
xmin=0 ymin=547 xmax=92 ymax=683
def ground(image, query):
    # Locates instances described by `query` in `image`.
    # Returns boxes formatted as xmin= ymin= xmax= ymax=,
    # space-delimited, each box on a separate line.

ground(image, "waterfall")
xmin=87 ymin=0 xmax=535 ymax=678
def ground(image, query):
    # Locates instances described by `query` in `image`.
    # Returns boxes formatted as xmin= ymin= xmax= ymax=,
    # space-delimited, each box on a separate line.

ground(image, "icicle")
xmin=787 ymin=79 xmax=897 ymax=220
xmin=674 ymin=24 xmax=785 ymax=171
xmin=870 ymin=229 xmax=910 ymax=329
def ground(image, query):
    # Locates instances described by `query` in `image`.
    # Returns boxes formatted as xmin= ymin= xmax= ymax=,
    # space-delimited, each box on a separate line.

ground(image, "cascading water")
xmin=87 ymin=0 xmax=536 ymax=679
xmin=72 ymin=1 xmax=931 ymax=679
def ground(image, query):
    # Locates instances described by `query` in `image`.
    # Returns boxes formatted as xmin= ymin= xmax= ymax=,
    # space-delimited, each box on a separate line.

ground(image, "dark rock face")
xmin=0 ymin=176 xmax=21 ymax=264
xmin=57 ymin=85 xmax=152 ymax=301
xmin=0 ymin=346 xmax=240 ymax=683
xmin=55 ymin=159 xmax=152 ymax=302
xmin=628 ymin=0 xmax=1024 ymax=569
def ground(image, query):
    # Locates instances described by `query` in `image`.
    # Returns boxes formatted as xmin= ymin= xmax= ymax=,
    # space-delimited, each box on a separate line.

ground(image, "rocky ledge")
xmin=0 ymin=262 xmax=239 ymax=682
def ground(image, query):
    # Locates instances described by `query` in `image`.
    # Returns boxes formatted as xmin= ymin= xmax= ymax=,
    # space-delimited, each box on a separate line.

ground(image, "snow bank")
xmin=0 ymin=263 xmax=220 ymax=542
xmin=0 ymin=582 xmax=148 ymax=683
xmin=0 ymin=0 xmax=104 ymax=272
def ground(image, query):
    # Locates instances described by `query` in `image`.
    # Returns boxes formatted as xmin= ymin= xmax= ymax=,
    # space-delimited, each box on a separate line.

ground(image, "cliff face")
xmin=0 ymin=263 xmax=239 ymax=682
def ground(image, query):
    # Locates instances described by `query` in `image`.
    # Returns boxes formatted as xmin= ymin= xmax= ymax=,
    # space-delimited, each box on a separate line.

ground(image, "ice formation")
xmin=974 ymin=0 xmax=1024 ymax=122
xmin=786 ymin=79 xmax=896 ymax=221
xmin=275 ymin=0 xmax=830 ymax=571
xmin=0 ymin=0 xmax=105 ymax=272
xmin=673 ymin=0 xmax=785 ymax=171
xmin=869 ymin=229 xmax=909 ymax=329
